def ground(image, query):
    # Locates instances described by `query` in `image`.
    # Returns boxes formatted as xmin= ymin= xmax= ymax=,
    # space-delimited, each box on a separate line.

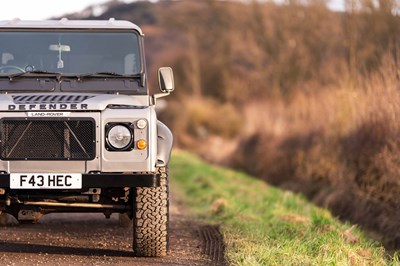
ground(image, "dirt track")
xmin=0 ymin=193 xmax=225 ymax=266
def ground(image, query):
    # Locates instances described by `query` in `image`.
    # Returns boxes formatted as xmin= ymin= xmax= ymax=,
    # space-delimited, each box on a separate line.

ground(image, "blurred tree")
xmin=77 ymin=0 xmax=399 ymax=100
xmin=347 ymin=0 xmax=400 ymax=80
xmin=344 ymin=0 xmax=359 ymax=88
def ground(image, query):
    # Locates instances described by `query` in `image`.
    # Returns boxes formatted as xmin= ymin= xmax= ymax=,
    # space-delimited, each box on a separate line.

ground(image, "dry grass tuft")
xmin=342 ymin=225 xmax=360 ymax=244
xmin=211 ymin=198 xmax=229 ymax=215
xmin=279 ymin=214 xmax=310 ymax=225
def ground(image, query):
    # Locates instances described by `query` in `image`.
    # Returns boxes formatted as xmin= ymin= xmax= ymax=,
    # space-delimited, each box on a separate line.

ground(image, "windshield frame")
xmin=0 ymin=28 xmax=147 ymax=95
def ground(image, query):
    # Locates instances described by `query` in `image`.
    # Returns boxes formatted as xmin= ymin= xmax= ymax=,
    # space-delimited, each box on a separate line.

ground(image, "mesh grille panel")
xmin=0 ymin=118 xmax=95 ymax=160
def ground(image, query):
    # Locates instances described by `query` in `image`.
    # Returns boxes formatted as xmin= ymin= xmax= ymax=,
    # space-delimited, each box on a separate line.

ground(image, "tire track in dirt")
xmin=198 ymin=225 xmax=225 ymax=265
xmin=0 ymin=189 xmax=225 ymax=265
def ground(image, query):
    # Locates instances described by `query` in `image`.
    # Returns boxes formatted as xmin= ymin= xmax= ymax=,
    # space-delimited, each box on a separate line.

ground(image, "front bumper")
xmin=0 ymin=173 xmax=160 ymax=188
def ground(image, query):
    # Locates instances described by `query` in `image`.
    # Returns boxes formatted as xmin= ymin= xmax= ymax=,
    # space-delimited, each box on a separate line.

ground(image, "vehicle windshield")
xmin=0 ymin=31 xmax=141 ymax=76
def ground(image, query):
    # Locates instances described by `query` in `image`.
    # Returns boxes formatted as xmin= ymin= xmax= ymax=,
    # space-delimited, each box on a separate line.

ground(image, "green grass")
xmin=170 ymin=150 xmax=397 ymax=265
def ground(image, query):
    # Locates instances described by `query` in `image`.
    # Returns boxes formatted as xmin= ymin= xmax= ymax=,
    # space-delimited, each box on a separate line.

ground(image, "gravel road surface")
xmin=0 ymin=194 xmax=225 ymax=265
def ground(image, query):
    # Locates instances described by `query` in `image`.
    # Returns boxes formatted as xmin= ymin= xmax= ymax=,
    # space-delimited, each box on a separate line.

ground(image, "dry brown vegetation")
xmin=232 ymin=64 xmax=400 ymax=246
xmin=73 ymin=0 xmax=400 ymax=246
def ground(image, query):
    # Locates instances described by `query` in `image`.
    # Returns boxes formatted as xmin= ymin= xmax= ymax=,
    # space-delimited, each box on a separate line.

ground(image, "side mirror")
xmin=158 ymin=67 xmax=174 ymax=93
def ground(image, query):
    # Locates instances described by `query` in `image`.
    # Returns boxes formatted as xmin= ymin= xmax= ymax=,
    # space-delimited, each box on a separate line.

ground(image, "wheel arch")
xmin=156 ymin=121 xmax=173 ymax=167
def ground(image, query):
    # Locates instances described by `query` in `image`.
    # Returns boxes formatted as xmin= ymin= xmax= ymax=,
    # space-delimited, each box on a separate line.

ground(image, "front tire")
xmin=133 ymin=167 xmax=169 ymax=257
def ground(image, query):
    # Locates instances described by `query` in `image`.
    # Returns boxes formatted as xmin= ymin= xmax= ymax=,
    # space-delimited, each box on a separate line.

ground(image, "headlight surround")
xmin=105 ymin=123 xmax=134 ymax=151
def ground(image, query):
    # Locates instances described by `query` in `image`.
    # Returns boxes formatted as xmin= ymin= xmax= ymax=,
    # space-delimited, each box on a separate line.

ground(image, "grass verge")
xmin=170 ymin=150 xmax=397 ymax=265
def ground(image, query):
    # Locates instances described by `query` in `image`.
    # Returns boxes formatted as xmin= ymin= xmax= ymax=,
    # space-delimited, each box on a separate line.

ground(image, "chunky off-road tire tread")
xmin=133 ymin=167 xmax=169 ymax=257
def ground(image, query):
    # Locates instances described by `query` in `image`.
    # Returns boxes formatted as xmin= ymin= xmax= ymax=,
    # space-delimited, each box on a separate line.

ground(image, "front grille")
xmin=0 ymin=118 xmax=95 ymax=160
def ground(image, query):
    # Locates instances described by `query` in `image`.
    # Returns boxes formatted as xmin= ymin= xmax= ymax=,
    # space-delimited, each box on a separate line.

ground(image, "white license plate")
xmin=10 ymin=173 xmax=82 ymax=189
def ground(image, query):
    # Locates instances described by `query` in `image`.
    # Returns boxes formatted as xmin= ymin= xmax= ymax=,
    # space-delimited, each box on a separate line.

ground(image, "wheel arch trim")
xmin=156 ymin=121 xmax=173 ymax=167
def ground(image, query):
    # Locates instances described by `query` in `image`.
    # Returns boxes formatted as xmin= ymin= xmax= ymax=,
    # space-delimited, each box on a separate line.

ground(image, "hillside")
xmin=170 ymin=150 xmax=394 ymax=265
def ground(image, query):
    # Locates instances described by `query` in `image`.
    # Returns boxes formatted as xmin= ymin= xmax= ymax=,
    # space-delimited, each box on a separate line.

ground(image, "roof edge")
xmin=0 ymin=18 xmax=143 ymax=35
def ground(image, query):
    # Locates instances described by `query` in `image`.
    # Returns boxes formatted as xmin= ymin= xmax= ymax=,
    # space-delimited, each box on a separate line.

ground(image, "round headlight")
xmin=107 ymin=125 xmax=133 ymax=149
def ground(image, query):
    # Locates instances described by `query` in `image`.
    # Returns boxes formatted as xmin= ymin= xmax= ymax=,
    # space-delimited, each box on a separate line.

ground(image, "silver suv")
xmin=0 ymin=18 xmax=173 ymax=257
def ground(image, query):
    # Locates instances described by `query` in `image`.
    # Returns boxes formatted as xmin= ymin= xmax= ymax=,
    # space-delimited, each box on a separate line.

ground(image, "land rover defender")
xmin=0 ymin=18 xmax=173 ymax=257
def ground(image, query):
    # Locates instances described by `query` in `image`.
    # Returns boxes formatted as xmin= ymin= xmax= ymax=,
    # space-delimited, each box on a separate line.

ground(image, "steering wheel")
xmin=0 ymin=65 xmax=26 ymax=73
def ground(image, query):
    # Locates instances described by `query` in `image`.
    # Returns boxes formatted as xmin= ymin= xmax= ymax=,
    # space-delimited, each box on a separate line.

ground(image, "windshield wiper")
xmin=5 ymin=70 xmax=62 ymax=81
xmin=0 ymin=71 xmax=142 ymax=83
xmin=75 ymin=72 xmax=141 ymax=80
